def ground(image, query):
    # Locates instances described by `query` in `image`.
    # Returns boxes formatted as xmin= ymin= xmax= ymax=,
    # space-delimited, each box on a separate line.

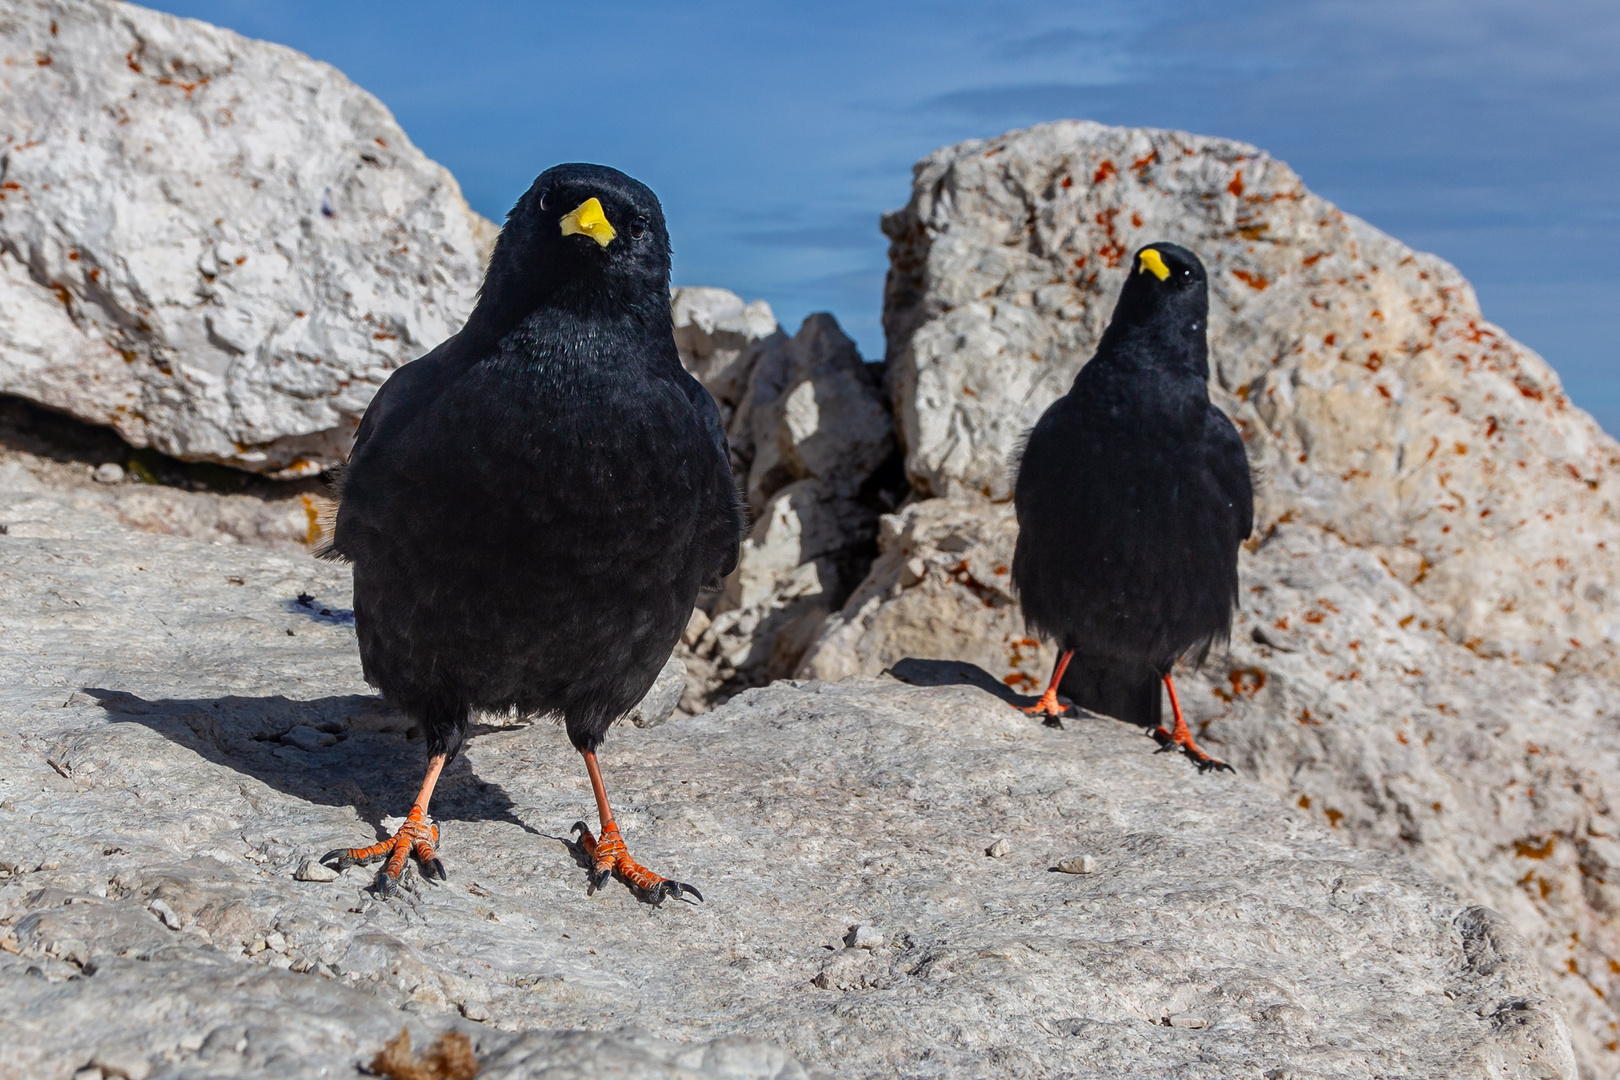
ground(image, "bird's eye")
xmin=1182 ymin=268 xmax=1192 ymax=279
xmin=538 ymin=191 xmax=549 ymax=212
xmin=629 ymin=217 xmax=649 ymax=241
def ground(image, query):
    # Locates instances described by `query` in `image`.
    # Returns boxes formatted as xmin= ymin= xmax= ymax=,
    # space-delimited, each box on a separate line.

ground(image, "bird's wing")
xmin=346 ymin=336 xmax=463 ymax=465
xmin=680 ymin=369 xmax=743 ymax=583
xmin=1206 ymin=404 xmax=1255 ymax=540
xmin=321 ymin=336 xmax=465 ymax=561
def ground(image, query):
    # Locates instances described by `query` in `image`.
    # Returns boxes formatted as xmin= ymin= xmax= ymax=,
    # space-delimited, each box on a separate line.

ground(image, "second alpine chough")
xmin=1011 ymin=243 xmax=1252 ymax=769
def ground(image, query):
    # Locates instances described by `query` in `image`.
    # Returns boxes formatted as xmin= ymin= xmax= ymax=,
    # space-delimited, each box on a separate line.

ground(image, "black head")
xmin=1095 ymin=241 xmax=1209 ymax=377
xmin=1112 ymin=242 xmax=1207 ymax=332
xmin=471 ymin=163 xmax=671 ymax=336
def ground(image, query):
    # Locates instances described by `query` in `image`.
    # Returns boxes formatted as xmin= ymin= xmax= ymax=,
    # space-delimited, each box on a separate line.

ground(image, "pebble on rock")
xmin=295 ymin=858 xmax=340 ymax=882
xmin=91 ymin=463 xmax=124 ymax=484
xmin=90 ymin=1050 xmax=152 ymax=1080
xmin=281 ymin=725 xmax=337 ymax=751
xmin=147 ymin=899 xmax=183 ymax=930
xmin=1056 ymin=856 xmax=1098 ymax=875
xmin=1167 ymin=1014 xmax=1209 ymax=1030
xmin=848 ymin=925 xmax=884 ymax=950
xmin=986 ymin=838 xmax=1011 ymax=859
xmin=459 ymin=1000 xmax=490 ymax=1022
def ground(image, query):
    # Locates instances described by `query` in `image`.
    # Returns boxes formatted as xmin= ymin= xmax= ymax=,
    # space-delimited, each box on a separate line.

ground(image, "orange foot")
xmin=1020 ymin=687 xmax=1070 ymax=726
xmin=1154 ymin=675 xmax=1234 ymax=773
xmin=322 ymin=805 xmax=447 ymax=897
xmin=571 ymin=821 xmax=701 ymax=903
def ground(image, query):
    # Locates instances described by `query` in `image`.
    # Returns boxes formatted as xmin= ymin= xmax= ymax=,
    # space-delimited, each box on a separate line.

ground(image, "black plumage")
xmin=1011 ymin=242 xmax=1252 ymax=767
xmin=320 ymin=163 xmax=742 ymax=898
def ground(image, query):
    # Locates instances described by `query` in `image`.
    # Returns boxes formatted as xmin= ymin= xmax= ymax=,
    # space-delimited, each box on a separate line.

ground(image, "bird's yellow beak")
xmin=560 ymin=197 xmax=617 ymax=248
xmin=1138 ymin=248 xmax=1170 ymax=281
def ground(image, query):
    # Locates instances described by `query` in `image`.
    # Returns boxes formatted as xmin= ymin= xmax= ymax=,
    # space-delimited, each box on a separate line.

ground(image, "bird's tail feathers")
xmin=1057 ymin=651 xmax=1162 ymax=729
xmin=311 ymin=464 xmax=348 ymax=563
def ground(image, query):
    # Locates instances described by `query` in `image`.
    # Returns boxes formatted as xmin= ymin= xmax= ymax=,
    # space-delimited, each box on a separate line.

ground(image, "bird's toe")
xmin=661 ymin=880 xmax=703 ymax=903
xmin=320 ymin=848 xmax=356 ymax=871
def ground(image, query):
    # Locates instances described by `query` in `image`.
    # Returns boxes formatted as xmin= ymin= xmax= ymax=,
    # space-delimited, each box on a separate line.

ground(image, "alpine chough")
xmin=319 ymin=163 xmax=742 ymax=899
xmin=1011 ymin=243 xmax=1252 ymax=769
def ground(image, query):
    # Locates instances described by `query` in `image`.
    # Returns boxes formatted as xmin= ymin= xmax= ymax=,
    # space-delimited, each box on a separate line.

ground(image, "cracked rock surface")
xmin=0 ymin=482 xmax=1576 ymax=1078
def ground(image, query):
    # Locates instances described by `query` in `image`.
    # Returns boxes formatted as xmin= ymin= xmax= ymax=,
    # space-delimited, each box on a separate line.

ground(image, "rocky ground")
xmin=0 ymin=473 xmax=1579 ymax=1079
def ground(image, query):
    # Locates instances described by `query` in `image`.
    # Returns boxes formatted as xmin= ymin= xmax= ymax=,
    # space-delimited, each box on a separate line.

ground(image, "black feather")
xmin=1011 ymin=242 xmax=1253 ymax=727
xmin=327 ymin=163 xmax=743 ymax=761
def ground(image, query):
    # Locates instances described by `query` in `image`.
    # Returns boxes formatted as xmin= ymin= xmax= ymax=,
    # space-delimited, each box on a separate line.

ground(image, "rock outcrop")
xmin=671 ymin=301 xmax=903 ymax=709
xmin=0 ymin=0 xmax=495 ymax=476
xmin=0 ymin=479 xmax=1576 ymax=1079
xmin=804 ymin=120 xmax=1620 ymax=1075
xmin=671 ymin=286 xmax=781 ymax=431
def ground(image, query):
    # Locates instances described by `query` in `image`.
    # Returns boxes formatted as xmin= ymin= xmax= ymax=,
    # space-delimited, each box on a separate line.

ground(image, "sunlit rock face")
xmin=0 ymin=0 xmax=495 ymax=476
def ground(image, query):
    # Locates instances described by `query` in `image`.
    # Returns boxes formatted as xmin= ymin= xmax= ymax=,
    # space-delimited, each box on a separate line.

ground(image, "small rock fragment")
xmin=848 ymin=925 xmax=884 ymax=950
xmin=91 ymin=463 xmax=124 ymax=484
xmin=247 ymin=938 xmax=267 ymax=955
xmin=38 ymin=860 xmax=60 ymax=871
xmin=900 ymin=556 xmax=928 ymax=588
xmin=460 ymin=999 xmax=490 ymax=1022
xmin=295 ymin=858 xmax=340 ymax=882
xmin=282 ymin=725 xmax=337 ymax=751
xmin=1056 ymin=856 xmax=1098 ymax=875
xmin=90 ymin=1050 xmax=152 ymax=1080
xmin=1167 ymin=1013 xmax=1208 ymax=1029
xmin=986 ymin=837 xmax=1010 ymax=858
xmin=682 ymin=607 xmax=711 ymax=647
xmin=71 ymin=1067 xmax=103 ymax=1080
xmin=264 ymin=931 xmax=288 ymax=953
xmin=148 ymin=899 xmax=183 ymax=930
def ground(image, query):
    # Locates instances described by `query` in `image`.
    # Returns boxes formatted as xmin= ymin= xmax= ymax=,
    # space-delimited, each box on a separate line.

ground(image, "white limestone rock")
xmin=671 ymin=286 xmax=781 ymax=424
xmin=882 ymin=120 xmax=1620 ymax=663
xmin=0 ymin=483 xmax=1577 ymax=1078
xmin=798 ymin=493 xmax=1055 ymax=694
xmin=0 ymin=0 xmax=496 ymax=476
xmin=689 ymin=314 xmax=898 ymax=693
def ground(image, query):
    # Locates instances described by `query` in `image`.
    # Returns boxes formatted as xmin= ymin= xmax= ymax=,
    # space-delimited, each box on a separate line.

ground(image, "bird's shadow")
xmin=80 ymin=687 xmax=542 ymax=838
xmin=886 ymin=657 xmax=1235 ymax=772
xmin=887 ymin=657 xmax=1061 ymax=711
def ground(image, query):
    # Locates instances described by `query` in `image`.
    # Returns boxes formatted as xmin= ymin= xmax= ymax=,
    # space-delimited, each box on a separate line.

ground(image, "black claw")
xmin=320 ymin=849 xmax=353 ymax=870
xmin=671 ymin=881 xmax=702 ymax=903
xmin=373 ymin=870 xmax=401 ymax=899
xmin=426 ymin=858 xmax=448 ymax=881
xmin=570 ymin=821 xmax=589 ymax=840
xmin=592 ymin=867 xmax=612 ymax=892
xmin=1042 ymin=715 xmax=1065 ymax=729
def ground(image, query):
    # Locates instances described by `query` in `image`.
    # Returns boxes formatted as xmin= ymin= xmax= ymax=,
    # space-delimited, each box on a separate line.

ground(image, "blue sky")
xmin=156 ymin=1 xmax=1620 ymax=433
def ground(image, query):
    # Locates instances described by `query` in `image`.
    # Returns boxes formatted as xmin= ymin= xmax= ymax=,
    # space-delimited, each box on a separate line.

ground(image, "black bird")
xmin=319 ymin=164 xmax=742 ymax=898
xmin=1011 ymin=243 xmax=1252 ymax=768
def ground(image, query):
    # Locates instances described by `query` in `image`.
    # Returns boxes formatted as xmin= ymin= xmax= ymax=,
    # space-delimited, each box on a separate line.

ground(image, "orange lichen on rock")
xmin=370 ymin=1028 xmax=480 ymax=1080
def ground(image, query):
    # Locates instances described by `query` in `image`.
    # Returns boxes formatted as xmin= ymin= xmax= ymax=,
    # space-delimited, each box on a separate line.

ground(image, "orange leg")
xmin=570 ymin=749 xmax=701 ymax=903
xmin=1020 ymin=649 xmax=1073 ymax=722
xmin=1153 ymin=675 xmax=1232 ymax=771
xmin=322 ymin=753 xmax=448 ymax=897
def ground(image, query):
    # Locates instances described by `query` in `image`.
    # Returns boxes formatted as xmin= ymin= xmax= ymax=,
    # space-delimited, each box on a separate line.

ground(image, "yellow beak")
xmin=1138 ymin=248 xmax=1170 ymax=281
xmin=560 ymin=197 xmax=617 ymax=248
